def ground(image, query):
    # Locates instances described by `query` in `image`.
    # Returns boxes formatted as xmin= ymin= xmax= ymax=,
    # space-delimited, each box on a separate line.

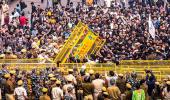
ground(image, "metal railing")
xmin=0 ymin=60 xmax=170 ymax=81
xmin=0 ymin=63 xmax=57 ymax=71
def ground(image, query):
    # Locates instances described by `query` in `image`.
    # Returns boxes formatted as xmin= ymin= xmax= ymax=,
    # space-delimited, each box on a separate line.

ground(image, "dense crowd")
xmin=0 ymin=64 xmax=170 ymax=100
xmin=0 ymin=0 xmax=169 ymax=63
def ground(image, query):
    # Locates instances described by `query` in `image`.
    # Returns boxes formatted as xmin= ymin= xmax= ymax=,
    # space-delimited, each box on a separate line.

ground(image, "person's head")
xmin=11 ymin=12 xmax=14 ymax=15
xmin=42 ymin=88 xmax=48 ymax=94
xmin=167 ymin=81 xmax=170 ymax=92
xmin=21 ymin=12 xmax=25 ymax=16
xmin=89 ymin=69 xmax=94 ymax=75
xmin=118 ymin=74 xmax=123 ymax=78
xmin=67 ymin=86 xmax=73 ymax=93
xmin=131 ymin=72 xmax=137 ymax=79
xmin=126 ymin=83 xmax=132 ymax=90
xmin=4 ymin=73 xmax=10 ymax=80
xmin=136 ymin=83 xmax=141 ymax=90
xmin=109 ymin=71 xmax=115 ymax=76
xmin=2 ymin=0 xmax=5 ymax=4
xmin=68 ymin=69 xmax=73 ymax=74
xmin=140 ymin=79 xmax=146 ymax=85
xmin=56 ymin=80 xmax=61 ymax=87
xmin=31 ymin=2 xmax=34 ymax=5
xmin=2 ymin=64 xmax=7 ymax=69
xmin=84 ymin=76 xmax=91 ymax=83
xmin=10 ymin=70 xmax=16 ymax=76
xmin=95 ymin=73 xmax=100 ymax=79
xmin=17 ymin=80 xmax=23 ymax=86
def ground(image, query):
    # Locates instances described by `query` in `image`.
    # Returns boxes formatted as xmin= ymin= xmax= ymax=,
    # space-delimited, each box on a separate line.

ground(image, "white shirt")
xmin=105 ymin=0 xmax=112 ymax=7
xmin=51 ymin=87 xmax=63 ymax=100
xmin=106 ymin=75 xmax=118 ymax=87
xmin=92 ymin=79 xmax=105 ymax=93
xmin=14 ymin=86 xmax=27 ymax=100
xmin=0 ymin=88 xmax=2 ymax=100
xmin=63 ymin=84 xmax=75 ymax=94
xmin=66 ymin=74 xmax=77 ymax=85
xmin=13 ymin=12 xmax=20 ymax=18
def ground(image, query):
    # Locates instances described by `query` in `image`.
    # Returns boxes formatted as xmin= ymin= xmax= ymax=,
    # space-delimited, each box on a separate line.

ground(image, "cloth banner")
xmin=148 ymin=15 xmax=155 ymax=39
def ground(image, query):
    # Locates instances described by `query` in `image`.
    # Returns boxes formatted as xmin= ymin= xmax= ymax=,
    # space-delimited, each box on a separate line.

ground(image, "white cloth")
xmin=14 ymin=87 xmax=27 ymax=100
xmin=105 ymin=0 xmax=112 ymax=7
xmin=51 ymin=87 xmax=63 ymax=100
xmin=1 ymin=4 xmax=9 ymax=25
xmin=148 ymin=14 xmax=156 ymax=39
xmin=47 ymin=0 xmax=53 ymax=8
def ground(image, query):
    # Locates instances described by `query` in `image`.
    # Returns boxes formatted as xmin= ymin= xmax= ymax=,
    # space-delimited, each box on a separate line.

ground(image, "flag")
xmin=148 ymin=15 xmax=155 ymax=39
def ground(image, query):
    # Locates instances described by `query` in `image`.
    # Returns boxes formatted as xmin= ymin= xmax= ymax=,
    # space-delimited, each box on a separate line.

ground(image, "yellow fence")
xmin=0 ymin=60 xmax=170 ymax=81
xmin=0 ymin=59 xmax=54 ymax=63
xmin=0 ymin=63 xmax=57 ymax=71
xmin=119 ymin=60 xmax=170 ymax=81
xmin=54 ymin=22 xmax=87 ymax=63
xmin=59 ymin=63 xmax=117 ymax=74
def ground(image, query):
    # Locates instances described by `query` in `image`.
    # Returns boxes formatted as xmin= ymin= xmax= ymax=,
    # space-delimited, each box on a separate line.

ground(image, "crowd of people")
xmin=0 ymin=0 xmax=170 ymax=100
xmin=0 ymin=64 xmax=170 ymax=100
xmin=0 ymin=0 xmax=169 ymax=63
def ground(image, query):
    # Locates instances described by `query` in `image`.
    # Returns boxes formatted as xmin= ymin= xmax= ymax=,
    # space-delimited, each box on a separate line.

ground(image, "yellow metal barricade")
xmin=0 ymin=58 xmax=54 ymax=63
xmin=120 ymin=60 xmax=170 ymax=81
xmin=0 ymin=63 xmax=57 ymax=71
xmin=1 ymin=59 xmax=170 ymax=81
xmin=59 ymin=63 xmax=117 ymax=74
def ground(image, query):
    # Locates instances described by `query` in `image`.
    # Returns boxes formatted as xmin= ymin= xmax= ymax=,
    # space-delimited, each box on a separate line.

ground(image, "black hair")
xmin=11 ymin=12 xmax=14 ymax=15
xmin=140 ymin=79 xmax=146 ymax=85
xmin=21 ymin=12 xmax=25 ymax=16
xmin=2 ymin=64 xmax=6 ymax=68
xmin=136 ymin=83 xmax=141 ymax=90
xmin=95 ymin=73 xmax=100 ymax=79
xmin=167 ymin=85 xmax=170 ymax=92
xmin=84 ymin=76 xmax=91 ymax=83
xmin=109 ymin=71 xmax=114 ymax=76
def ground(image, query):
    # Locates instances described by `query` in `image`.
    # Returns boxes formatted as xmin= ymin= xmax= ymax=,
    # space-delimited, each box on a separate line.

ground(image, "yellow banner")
xmin=54 ymin=22 xmax=86 ymax=63
xmin=74 ymin=28 xmax=97 ymax=59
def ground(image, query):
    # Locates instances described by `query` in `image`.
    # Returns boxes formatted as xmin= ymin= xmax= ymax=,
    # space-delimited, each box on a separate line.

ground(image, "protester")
xmin=51 ymin=80 xmax=64 ymax=100
xmin=14 ymin=80 xmax=28 ymax=100
xmin=0 ymin=0 xmax=169 ymax=64
xmin=92 ymin=73 xmax=105 ymax=100
xmin=0 ymin=0 xmax=170 ymax=99
xmin=162 ymin=81 xmax=170 ymax=100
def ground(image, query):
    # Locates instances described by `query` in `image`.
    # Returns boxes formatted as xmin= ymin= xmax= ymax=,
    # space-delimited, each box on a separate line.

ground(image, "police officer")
xmin=4 ymin=73 xmax=15 ymax=100
xmin=39 ymin=88 xmax=51 ymax=100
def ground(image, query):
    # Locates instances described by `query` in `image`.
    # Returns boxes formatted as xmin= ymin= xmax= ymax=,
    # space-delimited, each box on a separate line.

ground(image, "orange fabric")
xmin=86 ymin=0 xmax=93 ymax=6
